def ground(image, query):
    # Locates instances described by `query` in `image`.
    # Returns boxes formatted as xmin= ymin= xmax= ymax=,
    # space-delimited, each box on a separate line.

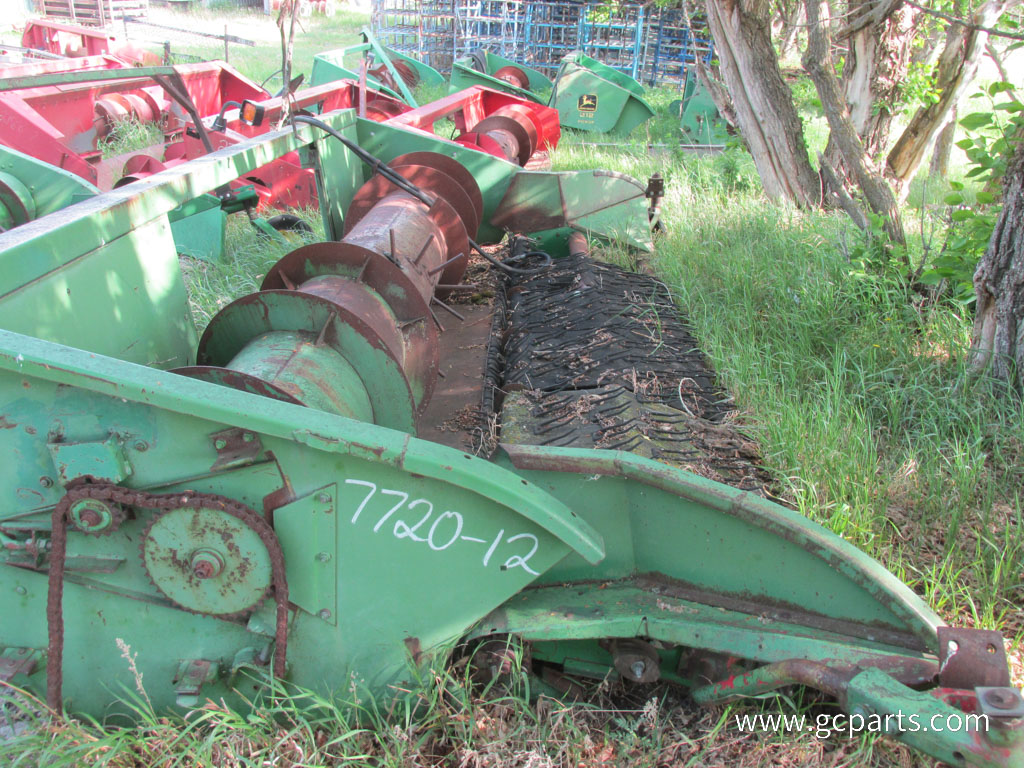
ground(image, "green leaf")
xmin=989 ymin=81 xmax=1015 ymax=95
xmin=994 ymin=101 xmax=1024 ymax=112
xmin=965 ymin=166 xmax=990 ymax=179
xmin=975 ymin=190 xmax=995 ymax=204
xmin=951 ymin=209 xmax=975 ymax=221
xmin=959 ymin=112 xmax=993 ymax=130
xmin=955 ymin=138 xmax=975 ymax=150
xmin=944 ymin=192 xmax=964 ymax=205
xmin=949 ymin=180 xmax=964 ymax=190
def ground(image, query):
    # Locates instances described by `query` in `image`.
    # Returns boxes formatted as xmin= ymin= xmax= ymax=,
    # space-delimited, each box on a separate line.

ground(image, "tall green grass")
xmin=549 ymin=132 xmax=1024 ymax=642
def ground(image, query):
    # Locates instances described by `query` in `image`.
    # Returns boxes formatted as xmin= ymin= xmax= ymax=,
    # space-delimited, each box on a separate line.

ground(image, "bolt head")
xmin=214 ymin=439 xmax=227 ymax=450
xmin=630 ymin=660 xmax=646 ymax=680
xmin=70 ymin=499 xmax=115 ymax=532
xmin=317 ymin=493 xmax=331 ymax=504
xmin=15 ymin=586 xmax=26 ymax=595
xmin=984 ymin=688 xmax=1018 ymax=710
xmin=189 ymin=549 xmax=225 ymax=580
xmin=134 ymin=441 xmax=149 ymax=452
xmin=316 ymin=552 xmax=331 ymax=562
xmin=318 ymin=609 xmax=332 ymax=620
xmin=39 ymin=476 xmax=53 ymax=488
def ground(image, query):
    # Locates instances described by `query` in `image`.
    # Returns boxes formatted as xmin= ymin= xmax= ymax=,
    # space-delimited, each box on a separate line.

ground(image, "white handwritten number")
xmin=393 ymin=499 xmax=432 ymax=542
xmin=428 ymin=511 xmax=464 ymax=551
xmin=503 ymin=533 xmax=540 ymax=575
xmin=482 ymin=528 xmax=504 ymax=566
xmin=345 ymin=479 xmax=543 ymax=573
xmin=345 ymin=479 xmax=377 ymax=524
xmin=375 ymin=489 xmax=409 ymax=533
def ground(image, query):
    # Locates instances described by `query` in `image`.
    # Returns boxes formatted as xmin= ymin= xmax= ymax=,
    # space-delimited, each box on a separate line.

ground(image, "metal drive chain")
xmin=47 ymin=482 xmax=289 ymax=712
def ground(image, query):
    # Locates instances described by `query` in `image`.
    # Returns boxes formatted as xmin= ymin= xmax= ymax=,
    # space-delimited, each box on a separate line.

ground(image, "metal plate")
xmin=937 ymin=626 xmax=1011 ymax=688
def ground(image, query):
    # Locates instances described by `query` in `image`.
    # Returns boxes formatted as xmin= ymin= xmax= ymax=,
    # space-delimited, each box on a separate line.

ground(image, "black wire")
xmin=291 ymin=114 xmax=552 ymax=276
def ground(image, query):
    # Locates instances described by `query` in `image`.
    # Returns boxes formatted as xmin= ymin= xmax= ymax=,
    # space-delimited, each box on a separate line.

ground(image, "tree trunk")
xmin=704 ymin=0 xmax=823 ymax=207
xmin=929 ymin=107 xmax=956 ymax=178
xmin=836 ymin=0 xmax=918 ymax=162
xmin=804 ymin=0 xmax=906 ymax=246
xmin=970 ymin=139 xmax=1024 ymax=391
xmin=886 ymin=0 xmax=1012 ymax=200
xmin=777 ymin=0 xmax=804 ymax=58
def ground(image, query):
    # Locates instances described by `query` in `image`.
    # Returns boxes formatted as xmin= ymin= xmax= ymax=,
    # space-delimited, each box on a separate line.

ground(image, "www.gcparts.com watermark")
xmin=735 ymin=711 xmax=989 ymax=739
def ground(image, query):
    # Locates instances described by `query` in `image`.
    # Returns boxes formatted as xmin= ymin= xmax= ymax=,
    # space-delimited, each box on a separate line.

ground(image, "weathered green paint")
xmin=495 ymin=443 xmax=941 ymax=646
xmin=0 ymin=112 xmax=357 ymax=368
xmin=310 ymin=30 xmax=445 ymax=107
xmin=491 ymin=169 xmax=654 ymax=252
xmin=0 ymin=65 xmax=179 ymax=92
xmin=167 ymin=193 xmax=227 ymax=263
xmin=48 ymin=435 xmax=132 ymax=487
xmin=0 ymin=110 xmax=1018 ymax=767
xmin=0 ymin=145 xmax=97 ymax=224
xmin=549 ymin=52 xmax=654 ymax=135
xmin=676 ymin=71 xmax=729 ymax=146
xmin=448 ymin=60 xmax=543 ymax=104
xmin=847 ymin=668 xmax=1024 ymax=768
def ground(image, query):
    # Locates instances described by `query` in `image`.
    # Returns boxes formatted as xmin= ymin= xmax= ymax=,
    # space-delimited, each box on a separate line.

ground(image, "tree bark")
xmin=929 ymin=106 xmax=956 ymax=177
xmin=886 ymin=0 xmax=1013 ymax=200
xmin=970 ymin=138 xmax=1024 ymax=391
xmin=836 ymin=0 xmax=918 ymax=161
xmin=704 ymin=0 xmax=823 ymax=207
xmin=777 ymin=0 xmax=804 ymax=58
xmin=804 ymin=0 xmax=906 ymax=245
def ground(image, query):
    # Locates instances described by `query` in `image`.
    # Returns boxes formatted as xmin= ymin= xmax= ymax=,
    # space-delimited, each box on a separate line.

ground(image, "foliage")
xmin=99 ymin=117 xmax=163 ymax=160
xmin=897 ymin=60 xmax=943 ymax=116
xmin=921 ymin=82 xmax=1024 ymax=301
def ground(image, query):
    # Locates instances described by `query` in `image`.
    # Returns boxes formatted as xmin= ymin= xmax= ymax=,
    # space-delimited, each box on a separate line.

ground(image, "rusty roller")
xmin=94 ymin=91 xmax=162 ymax=138
xmin=370 ymin=59 xmax=419 ymax=92
xmin=493 ymin=65 xmax=531 ymax=91
xmin=173 ymin=151 xmax=482 ymax=430
xmin=455 ymin=104 xmax=539 ymax=166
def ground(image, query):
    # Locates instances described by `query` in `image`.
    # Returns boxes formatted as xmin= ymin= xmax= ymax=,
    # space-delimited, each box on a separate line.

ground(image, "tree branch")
xmin=835 ymin=0 xmax=904 ymax=40
xmin=804 ymin=0 xmax=906 ymax=246
xmin=902 ymin=0 xmax=1024 ymax=40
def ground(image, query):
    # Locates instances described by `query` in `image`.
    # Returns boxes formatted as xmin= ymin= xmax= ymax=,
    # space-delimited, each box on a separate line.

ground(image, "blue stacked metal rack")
xmin=370 ymin=0 xmax=715 ymax=89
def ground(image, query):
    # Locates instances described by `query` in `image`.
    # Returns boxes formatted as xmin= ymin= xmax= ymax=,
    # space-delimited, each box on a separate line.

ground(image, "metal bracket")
xmin=210 ymin=428 xmax=265 ymax=472
xmin=0 ymin=647 xmax=39 ymax=683
xmin=173 ymin=659 xmax=219 ymax=708
xmin=48 ymin=435 xmax=131 ymax=486
xmin=937 ymin=626 xmax=1011 ymax=689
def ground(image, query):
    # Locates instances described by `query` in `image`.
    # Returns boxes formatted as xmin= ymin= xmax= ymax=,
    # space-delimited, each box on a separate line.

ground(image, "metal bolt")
xmin=984 ymin=688 xmax=1018 ymax=711
xmin=317 ymin=493 xmax=331 ymax=504
xmin=242 ymin=432 xmax=255 ymax=443
xmin=318 ymin=609 xmax=332 ymax=620
xmin=15 ymin=586 xmax=26 ymax=595
xmin=850 ymin=704 xmax=874 ymax=719
xmin=39 ymin=476 xmax=53 ymax=488
xmin=190 ymin=549 xmax=225 ymax=579
xmin=214 ymin=439 xmax=227 ymax=450
xmin=316 ymin=552 xmax=331 ymax=562
xmin=134 ymin=441 xmax=149 ymax=452
xmin=630 ymin=660 xmax=646 ymax=680
xmin=78 ymin=509 xmax=102 ymax=528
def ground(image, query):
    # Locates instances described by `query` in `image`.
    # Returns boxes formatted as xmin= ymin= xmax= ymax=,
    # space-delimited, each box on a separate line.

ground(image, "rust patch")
xmin=404 ymin=636 xmax=422 ymax=665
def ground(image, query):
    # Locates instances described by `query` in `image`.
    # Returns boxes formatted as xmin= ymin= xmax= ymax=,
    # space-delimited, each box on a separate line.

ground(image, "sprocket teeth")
xmin=139 ymin=505 xmax=272 ymax=618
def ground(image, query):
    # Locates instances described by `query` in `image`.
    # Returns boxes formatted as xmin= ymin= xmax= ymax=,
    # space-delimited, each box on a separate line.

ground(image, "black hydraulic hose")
xmin=290 ymin=115 xmax=552 ymax=276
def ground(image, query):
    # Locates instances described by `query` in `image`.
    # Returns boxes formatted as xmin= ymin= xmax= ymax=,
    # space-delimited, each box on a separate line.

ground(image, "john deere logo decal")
xmin=578 ymin=94 xmax=598 ymax=112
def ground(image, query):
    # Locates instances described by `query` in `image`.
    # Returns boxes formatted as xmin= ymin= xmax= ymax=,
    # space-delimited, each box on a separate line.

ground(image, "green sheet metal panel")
xmin=549 ymin=52 xmax=655 ymax=135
